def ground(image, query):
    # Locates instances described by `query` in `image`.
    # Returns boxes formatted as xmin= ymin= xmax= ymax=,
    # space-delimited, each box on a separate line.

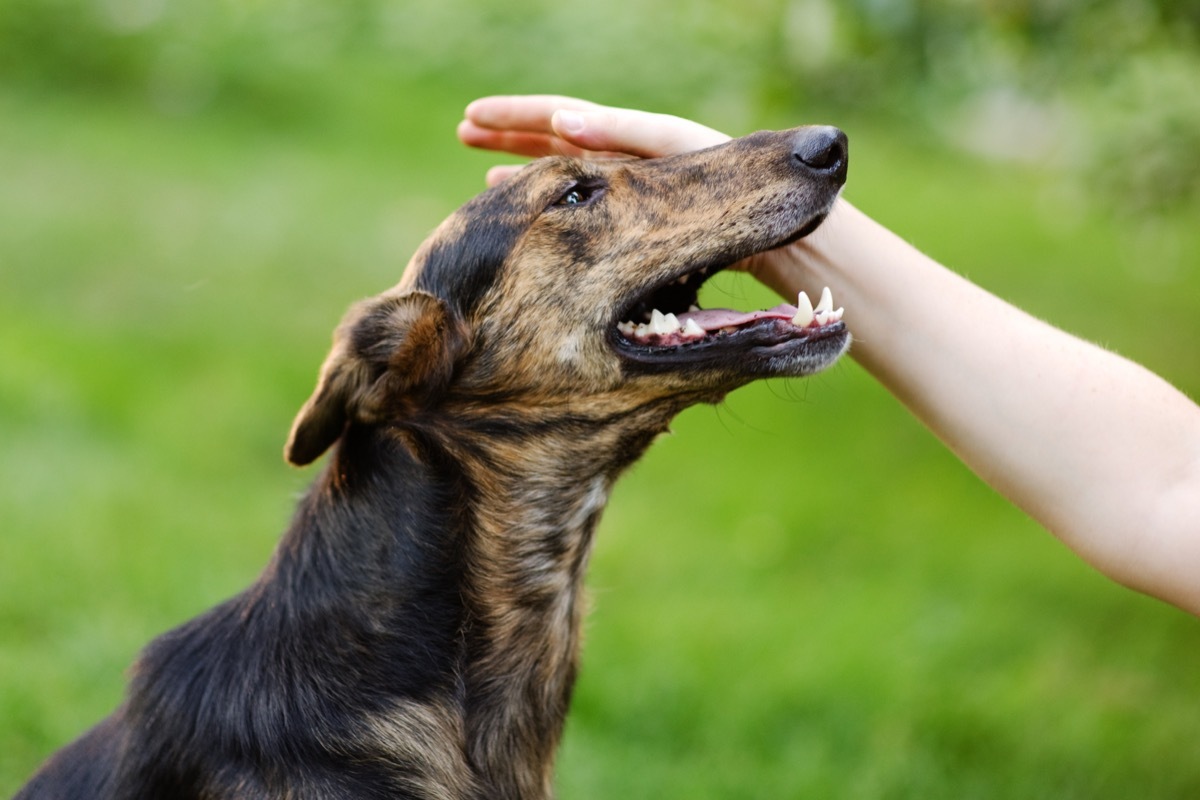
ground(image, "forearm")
xmin=778 ymin=200 xmax=1200 ymax=613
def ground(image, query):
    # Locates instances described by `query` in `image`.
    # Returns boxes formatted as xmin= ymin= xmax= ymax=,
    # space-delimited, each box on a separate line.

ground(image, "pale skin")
xmin=458 ymin=95 xmax=1200 ymax=617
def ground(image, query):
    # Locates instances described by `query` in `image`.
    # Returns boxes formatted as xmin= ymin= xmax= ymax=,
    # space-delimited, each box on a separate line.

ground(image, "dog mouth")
xmin=610 ymin=220 xmax=848 ymax=372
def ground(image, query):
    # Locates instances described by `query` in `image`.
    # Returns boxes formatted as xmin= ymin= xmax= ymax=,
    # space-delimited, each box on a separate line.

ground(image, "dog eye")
xmin=553 ymin=182 xmax=602 ymax=208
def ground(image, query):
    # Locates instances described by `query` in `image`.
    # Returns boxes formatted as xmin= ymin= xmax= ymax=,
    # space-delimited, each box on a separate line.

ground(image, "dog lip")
xmin=778 ymin=212 xmax=828 ymax=248
xmin=610 ymin=316 xmax=849 ymax=372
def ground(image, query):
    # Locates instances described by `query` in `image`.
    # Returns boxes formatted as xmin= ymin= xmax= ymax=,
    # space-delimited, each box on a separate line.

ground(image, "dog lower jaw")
xmin=612 ymin=317 xmax=851 ymax=378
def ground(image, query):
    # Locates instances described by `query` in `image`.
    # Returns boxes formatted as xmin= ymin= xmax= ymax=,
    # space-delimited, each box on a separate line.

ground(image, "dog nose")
xmin=792 ymin=126 xmax=848 ymax=180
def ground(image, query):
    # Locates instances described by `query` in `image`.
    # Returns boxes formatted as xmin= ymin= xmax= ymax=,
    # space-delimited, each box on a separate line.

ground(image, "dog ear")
xmin=284 ymin=290 xmax=470 ymax=466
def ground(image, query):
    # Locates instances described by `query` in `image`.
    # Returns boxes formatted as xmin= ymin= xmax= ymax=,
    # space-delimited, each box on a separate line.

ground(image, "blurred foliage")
xmin=1 ymin=0 xmax=1198 ymax=212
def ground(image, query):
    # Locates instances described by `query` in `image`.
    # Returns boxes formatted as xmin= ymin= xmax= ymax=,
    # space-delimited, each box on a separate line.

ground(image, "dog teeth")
xmin=814 ymin=287 xmax=833 ymax=315
xmin=815 ymin=307 xmax=844 ymax=326
xmin=794 ymin=287 xmax=844 ymax=328
xmin=620 ymin=290 xmax=844 ymax=341
xmin=618 ymin=310 xmax=698 ymax=341
xmin=791 ymin=291 xmax=814 ymax=328
xmin=649 ymin=309 xmax=682 ymax=335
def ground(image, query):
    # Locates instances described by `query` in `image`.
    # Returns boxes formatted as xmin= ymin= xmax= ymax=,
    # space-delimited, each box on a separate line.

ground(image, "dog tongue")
xmin=679 ymin=303 xmax=798 ymax=331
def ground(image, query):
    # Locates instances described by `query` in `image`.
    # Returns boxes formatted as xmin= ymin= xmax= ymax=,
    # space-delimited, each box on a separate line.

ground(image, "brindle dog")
xmin=18 ymin=126 xmax=849 ymax=799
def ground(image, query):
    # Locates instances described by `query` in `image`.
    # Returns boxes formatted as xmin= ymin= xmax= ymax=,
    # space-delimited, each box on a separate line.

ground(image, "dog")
xmin=16 ymin=124 xmax=849 ymax=799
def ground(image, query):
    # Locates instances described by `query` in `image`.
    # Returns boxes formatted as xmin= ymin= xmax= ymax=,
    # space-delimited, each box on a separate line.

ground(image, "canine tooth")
xmin=682 ymin=319 xmax=705 ymax=338
xmin=814 ymin=286 xmax=834 ymax=315
xmin=791 ymin=291 xmax=814 ymax=328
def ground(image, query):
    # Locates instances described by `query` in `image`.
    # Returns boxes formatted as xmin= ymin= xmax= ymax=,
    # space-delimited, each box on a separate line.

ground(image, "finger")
xmin=458 ymin=120 xmax=588 ymax=159
xmin=459 ymin=120 xmax=642 ymax=163
xmin=486 ymin=164 xmax=527 ymax=187
xmin=551 ymin=108 xmax=730 ymax=159
xmin=464 ymin=95 xmax=602 ymax=134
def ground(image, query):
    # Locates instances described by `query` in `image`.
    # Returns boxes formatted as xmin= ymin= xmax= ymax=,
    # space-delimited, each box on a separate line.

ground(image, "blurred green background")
xmin=2 ymin=0 xmax=1199 ymax=796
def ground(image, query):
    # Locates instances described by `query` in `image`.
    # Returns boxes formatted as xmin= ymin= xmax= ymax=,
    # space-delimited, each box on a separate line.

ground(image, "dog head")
xmin=286 ymin=126 xmax=849 ymax=466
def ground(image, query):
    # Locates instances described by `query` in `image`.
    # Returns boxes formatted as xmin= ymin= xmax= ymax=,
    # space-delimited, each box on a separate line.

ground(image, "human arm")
xmin=460 ymin=96 xmax=1200 ymax=615
xmin=793 ymin=201 xmax=1200 ymax=615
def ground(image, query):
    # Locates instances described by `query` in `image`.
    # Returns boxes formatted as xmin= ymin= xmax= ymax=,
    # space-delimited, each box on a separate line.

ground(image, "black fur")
xmin=21 ymin=428 xmax=470 ymax=799
xmin=413 ymin=181 xmax=530 ymax=318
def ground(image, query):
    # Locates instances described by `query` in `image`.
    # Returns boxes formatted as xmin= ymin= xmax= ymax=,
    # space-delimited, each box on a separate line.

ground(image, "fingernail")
xmin=555 ymin=110 xmax=585 ymax=135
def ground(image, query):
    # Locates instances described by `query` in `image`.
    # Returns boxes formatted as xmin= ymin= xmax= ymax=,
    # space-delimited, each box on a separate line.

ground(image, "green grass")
xmin=2 ymin=85 xmax=1199 ymax=797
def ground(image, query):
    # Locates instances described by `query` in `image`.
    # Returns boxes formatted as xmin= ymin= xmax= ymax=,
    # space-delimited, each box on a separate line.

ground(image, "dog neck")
xmin=437 ymin=401 xmax=672 ymax=798
xmin=280 ymin=404 xmax=670 ymax=798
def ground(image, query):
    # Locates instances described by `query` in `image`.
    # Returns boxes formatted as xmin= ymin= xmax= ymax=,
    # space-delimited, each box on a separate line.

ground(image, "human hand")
xmin=458 ymin=95 xmax=730 ymax=186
